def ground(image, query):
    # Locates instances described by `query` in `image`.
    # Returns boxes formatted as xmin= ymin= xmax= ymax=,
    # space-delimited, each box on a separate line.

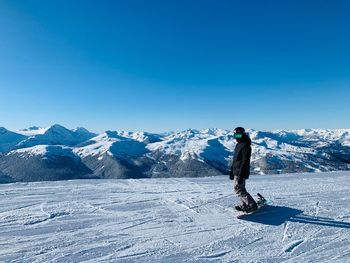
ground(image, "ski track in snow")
xmin=0 ymin=171 xmax=350 ymax=262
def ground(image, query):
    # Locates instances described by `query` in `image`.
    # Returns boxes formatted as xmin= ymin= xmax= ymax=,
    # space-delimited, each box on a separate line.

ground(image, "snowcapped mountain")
xmin=72 ymin=131 xmax=153 ymax=179
xmin=147 ymin=128 xmax=232 ymax=172
xmin=0 ymin=127 xmax=27 ymax=152
xmin=0 ymin=125 xmax=349 ymax=182
xmin=17 ymin=126 xmax=48 ymax=136
xmin=2 ymin=145 xmax=93 ymax=182
xmin=17 ymin=124 xmax=96 ymax=148
xmin=72 ymin=127 xmax=98 ymax=143
xmin=248 ymin=129 xmax=350 ymax=173
xmin=114 ymin=130 xmax=164 ymax=144
xmin=74 ymin=131 xmax=150 ymax=159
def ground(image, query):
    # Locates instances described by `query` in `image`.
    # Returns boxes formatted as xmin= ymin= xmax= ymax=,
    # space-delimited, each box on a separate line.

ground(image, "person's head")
xmin=233 ymin=127 xmax=246 ymax=142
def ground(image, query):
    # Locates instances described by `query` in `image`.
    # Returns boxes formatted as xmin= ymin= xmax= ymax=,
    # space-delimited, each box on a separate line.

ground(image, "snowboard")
xmin=236 ymin=193 xmax=271 ymax=219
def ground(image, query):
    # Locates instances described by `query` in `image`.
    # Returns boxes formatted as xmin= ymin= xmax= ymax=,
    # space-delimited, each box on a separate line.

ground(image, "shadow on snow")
xmin=239 ymin=205 xmax=350 ymax=229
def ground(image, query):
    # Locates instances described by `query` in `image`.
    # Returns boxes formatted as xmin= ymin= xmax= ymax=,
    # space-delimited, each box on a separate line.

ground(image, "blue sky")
xmin=1 ymin=0 xmax=349 ymax=133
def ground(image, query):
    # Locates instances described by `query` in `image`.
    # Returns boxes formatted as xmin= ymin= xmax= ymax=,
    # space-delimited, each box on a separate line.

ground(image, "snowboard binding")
xmin=256 ymin=193 xmax=267 ymax=206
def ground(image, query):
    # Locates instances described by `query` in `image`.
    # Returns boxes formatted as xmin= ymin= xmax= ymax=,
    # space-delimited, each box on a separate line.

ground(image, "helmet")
xmin=234 ymin=127 xmax=245 ymax=133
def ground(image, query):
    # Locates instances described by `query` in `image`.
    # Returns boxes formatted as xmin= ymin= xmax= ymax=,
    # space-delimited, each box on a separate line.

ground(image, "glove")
xmin=229 ymin=170 xmax=234 ymax=180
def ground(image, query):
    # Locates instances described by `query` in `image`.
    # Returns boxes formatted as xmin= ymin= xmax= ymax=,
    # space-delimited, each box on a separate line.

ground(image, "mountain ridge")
xmin=0 ymin=125 xmax=349 ymax=182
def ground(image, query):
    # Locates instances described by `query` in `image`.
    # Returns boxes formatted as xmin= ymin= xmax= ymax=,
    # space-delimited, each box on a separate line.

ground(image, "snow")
xmin=146 ymin=128 xmax=350 ymax=173
xmin=8 ymin=145 xmax=79 ymax=159
xmin=2 ymin=125 xmax=350 ymax=178
xmin=115 ymin=131 xmax=164 ymax=144
xmin=147 ymin=129 xmax=231 ymax=164
xmin=74 ymin=131 xmax=149 ymax=159
xmin=0 ymin=171 xmax=349 ymax=262
xmin=8 ymin=145 xmax=48 ymax=156
xmin=17 ymin=124 xmax=96 ymax=148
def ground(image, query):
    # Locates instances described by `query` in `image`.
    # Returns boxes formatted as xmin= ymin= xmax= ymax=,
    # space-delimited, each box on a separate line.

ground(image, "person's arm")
xmin=237 ymin=144 xmax=251 ymax=181
xmin=229 ymin=159 xmax=234 ymax=180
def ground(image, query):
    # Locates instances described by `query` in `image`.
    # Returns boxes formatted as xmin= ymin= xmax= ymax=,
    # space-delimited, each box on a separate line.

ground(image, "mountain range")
xmin=0 ymin=124 xmax=349 ymax=183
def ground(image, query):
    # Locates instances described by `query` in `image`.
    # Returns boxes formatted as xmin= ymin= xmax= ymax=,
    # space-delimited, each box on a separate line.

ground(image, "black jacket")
xmin=230 ymin=135 xmax=252 ymax=180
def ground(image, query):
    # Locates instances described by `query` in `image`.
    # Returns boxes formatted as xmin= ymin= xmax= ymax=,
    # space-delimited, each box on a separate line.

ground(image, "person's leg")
xmin=233 ymin=177 xmax=256 ymax=207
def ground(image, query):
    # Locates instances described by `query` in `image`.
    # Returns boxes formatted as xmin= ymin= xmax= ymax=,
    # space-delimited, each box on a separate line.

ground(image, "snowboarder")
xmin=229 ymin=127 xmax=258 ymax=213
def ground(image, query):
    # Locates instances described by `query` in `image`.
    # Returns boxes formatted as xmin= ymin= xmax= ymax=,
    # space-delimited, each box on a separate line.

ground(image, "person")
xmin=229 ymin=127 xmax=258 ymax=213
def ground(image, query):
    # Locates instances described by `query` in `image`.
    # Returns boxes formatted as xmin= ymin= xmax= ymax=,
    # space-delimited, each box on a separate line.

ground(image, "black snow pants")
xmin=233 ymin=177 xmax=256 ymax=207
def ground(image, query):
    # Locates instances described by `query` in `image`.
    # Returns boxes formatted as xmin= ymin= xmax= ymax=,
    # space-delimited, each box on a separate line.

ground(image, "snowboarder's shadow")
xmin=240 ymin=205 xmax=350 ymax=229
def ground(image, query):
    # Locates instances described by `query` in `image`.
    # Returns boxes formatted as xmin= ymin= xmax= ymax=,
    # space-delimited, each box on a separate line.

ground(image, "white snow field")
xmin=1 ymin=172 xmax=349 ymax=262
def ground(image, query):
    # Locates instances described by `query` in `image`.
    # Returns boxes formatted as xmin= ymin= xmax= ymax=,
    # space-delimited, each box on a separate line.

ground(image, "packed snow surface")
xmin=0 ymin=172 xmax=349 ymax=262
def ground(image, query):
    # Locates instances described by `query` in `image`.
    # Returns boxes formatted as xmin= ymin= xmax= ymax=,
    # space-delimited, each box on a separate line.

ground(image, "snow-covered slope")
xmin=148 ymin=128 xmax=350 ymax=175
xmin=9 ymin=145 xmax=78 ymax=158
xmin=115 ymin=131 xmax=164 ymax=144
xmin=74 ymin=131 xmax=149 ymax=159
xmin=148 ymin=128 xmax=231 ymax=168
xmin=0 ymin=171 xmax=349 ymax=262
xmin=72 ymin=131 xmax=153 ymax=179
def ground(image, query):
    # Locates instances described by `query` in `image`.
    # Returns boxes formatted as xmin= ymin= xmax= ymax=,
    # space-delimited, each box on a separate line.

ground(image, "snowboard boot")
xmin=234 ymin=204 xmax=246 ymax=212
xmin=244 ymin=203 xmax=258 ymax=213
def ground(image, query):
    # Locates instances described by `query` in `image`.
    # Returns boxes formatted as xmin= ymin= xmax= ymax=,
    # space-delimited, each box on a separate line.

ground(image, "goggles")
xmin=234 ymin=132 xmax=243 ymax=139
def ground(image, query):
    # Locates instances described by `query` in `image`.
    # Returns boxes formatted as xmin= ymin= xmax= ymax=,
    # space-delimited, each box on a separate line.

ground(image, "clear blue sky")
xmin=1 ymin=0 xmax=349 ymax=133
